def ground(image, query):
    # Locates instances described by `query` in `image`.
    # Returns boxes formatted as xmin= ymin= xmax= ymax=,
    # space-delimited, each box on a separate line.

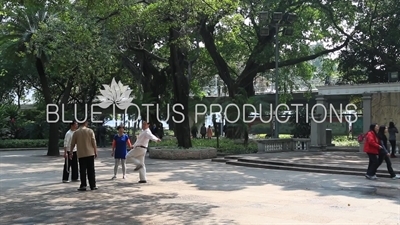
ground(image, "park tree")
xmin=89 ymin=0 xmax=210 ymax=148
xmin=0 ymin=1 xmax=72 ymax=155
xmin=333 ymin=0 xmax=400 ymax=83
xmin=0 ymin=1 xmax=120 ymax=155
xmin=198 ymin=0 xmax=355 ymax=98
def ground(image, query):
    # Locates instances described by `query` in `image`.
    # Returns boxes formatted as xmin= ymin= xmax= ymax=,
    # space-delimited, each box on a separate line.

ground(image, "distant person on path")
xmin=70 ymin=120 xmax=98 ymax=191
xmin=151 ymin=124 xmax=158 ymax=137
xmin=200 ymin=123 xmax=206 ymax=139
xmin=99 ymin=124 xmax=107 ymax=147
xmin=157 ymin=123 xmax=164 ymax=140
xmin=377 ymin=125 xmax=400 ymax=179
xmin=191 ymin=125 xmax=198 ymax=138
xmin=126 ymin=120 xmax=161 ymax=183
xmin=223 ymin=124 xmax=227 ymax=137
xmin=111 ymin=125 xmax=133 ymax=180
xmin=363 ymin=123 xmax=384 ymax=180
xmin=388 ymin=122 xmax=398 ymax=158
xmin=207 ymin=125 xmax=213 ymax=139
xmin=62 ymin=121 xmax=79 ymax=183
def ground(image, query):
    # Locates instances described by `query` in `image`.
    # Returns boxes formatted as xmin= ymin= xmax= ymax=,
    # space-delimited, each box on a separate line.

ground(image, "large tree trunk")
xmin=36 ymin=57 xmax=73 ymax=156
xmin=36 ymin=58 xmax=60 ymax=156
xmin=224 ymin=74 xmax=257 ymax=139
xmin=169 ymin=28 xmax=192 ymax=148
xmin=142 ymin=60 xmax=164 ymax=125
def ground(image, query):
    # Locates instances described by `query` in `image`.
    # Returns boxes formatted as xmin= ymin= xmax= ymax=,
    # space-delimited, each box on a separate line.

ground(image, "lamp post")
xmin=259 ymin=11 xmax=297 ymax=138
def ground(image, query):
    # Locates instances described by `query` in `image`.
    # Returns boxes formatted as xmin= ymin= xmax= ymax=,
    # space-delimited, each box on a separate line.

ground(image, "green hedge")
xmin=0 ymin=137 xmax=257 ymax=154
xmin=0 ymin=139 xmax=64 ymax=148
xmin=149 ymin=137 xmax=257 ymax=154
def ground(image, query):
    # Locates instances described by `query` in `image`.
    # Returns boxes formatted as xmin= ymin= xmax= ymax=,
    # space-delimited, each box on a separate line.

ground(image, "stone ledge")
xmin=149 ymin=147 xmax=217 ymax=160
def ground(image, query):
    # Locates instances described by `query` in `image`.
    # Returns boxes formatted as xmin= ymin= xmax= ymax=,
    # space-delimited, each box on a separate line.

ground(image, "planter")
xmin=149 ymin=147 xmax=217 ymax=160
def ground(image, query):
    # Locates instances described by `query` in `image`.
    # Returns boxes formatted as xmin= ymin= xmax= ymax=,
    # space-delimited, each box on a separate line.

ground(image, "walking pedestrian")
xmin=70 ymin=120 xmax=98 ymax=191
xmin=364 ymin=123 xmax=384 ymax=180
xmin=388 ymin=122 xmax=398 ymax=158
xmin=377 ymin=125 xmax=400 ymax=179
xmin=111 ymin=125 xmax=132 ymax=179
xmin=207 ymin=125 xmax=213 ymax=139
xmin=200 ymin=123 xmax=206 ymax=139
xmin=126 ymin=120 xmax=161 ymax=183
xmin=62 ymin=121 xmax=79 ymax=183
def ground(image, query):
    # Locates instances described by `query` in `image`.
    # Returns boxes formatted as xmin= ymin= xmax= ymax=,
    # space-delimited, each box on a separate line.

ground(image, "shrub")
xmin=149 ymin=137 xmax=257 ymax=154
xmin=332 ymin=135 xmax=359 ymax=147
xmin=0 ymin=139 xmax=64 ymax=148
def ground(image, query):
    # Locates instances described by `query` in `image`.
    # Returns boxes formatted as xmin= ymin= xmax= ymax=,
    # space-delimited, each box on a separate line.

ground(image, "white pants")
xmin=126 ymin=147 xmax=147 ymax=181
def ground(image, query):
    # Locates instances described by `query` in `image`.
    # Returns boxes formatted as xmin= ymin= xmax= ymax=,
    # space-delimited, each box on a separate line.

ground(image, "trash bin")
xmin=215 ymin=122 xmax=223 ymax=136
xmin=326 ymin=129 xmax=333 ymax=146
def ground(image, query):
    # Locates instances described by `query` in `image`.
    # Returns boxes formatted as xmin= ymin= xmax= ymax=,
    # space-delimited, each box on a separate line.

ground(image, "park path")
xmin=0 ymin=149 xmax=399 ymax=225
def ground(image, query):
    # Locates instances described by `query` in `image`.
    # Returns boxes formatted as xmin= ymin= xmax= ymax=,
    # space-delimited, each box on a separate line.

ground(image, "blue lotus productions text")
xmin=45 ymin=103 xmax=358 ymax=124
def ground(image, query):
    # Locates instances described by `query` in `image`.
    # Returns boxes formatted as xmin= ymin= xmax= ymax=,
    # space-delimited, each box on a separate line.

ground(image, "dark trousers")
xmin=389 ymin=140 xmax=397 ymax=155
xmin=201 ymin=134 xmax=205 ymax=139
xmin=62 ymin=152 xmax=78 ymax=181
xmin=366 ymin=153 xmax=385 ymax=176
xmin=377 ymin=154 xmax=396 ymax=177
xmin=78 ymin=156 xmax=96 ymax=188
xmin=99 ymin=135 xmax=106 ymax=147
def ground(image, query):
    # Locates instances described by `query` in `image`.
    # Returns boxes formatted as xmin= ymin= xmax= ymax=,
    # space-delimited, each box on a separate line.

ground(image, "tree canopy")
xmin=1 ymin=0 xmax=398 ymax=153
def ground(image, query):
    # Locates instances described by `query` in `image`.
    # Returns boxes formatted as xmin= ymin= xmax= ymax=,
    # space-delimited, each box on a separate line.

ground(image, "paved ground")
xmin=230 ymin=151 xmax=400 ymax=170
xmin=0 ymin=149 xmax=399 ymax=225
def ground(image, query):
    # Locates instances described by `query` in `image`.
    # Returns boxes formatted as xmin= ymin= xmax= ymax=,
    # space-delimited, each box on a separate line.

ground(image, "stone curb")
xmin=225 ymin=160 xmax=393 ymax=178
xmin=212 ymin=156 xmax=398 ymax=179
xmin=0 ymin=148 xmax=48 ymax=151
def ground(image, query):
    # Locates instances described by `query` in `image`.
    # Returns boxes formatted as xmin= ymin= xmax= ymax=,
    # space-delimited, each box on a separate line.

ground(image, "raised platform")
xmin=211 ymin=151 xmax=400 ymax=179
xmin=149 ymin=147 xmax=217 ymax=160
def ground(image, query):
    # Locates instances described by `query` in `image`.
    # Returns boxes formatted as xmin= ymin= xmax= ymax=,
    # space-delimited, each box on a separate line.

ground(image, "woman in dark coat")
xmin=376 ymin=125 xmax=400 ymax=180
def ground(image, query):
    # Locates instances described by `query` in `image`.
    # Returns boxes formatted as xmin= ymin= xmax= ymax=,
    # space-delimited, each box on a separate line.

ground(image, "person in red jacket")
xmin=364 ymin=123 xmax=384 ymax=180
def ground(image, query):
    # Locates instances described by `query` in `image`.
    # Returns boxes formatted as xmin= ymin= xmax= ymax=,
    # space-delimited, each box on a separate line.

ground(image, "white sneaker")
xmin=371 ymin=175 xmax=378 ymax=179
xmin=123 ymin=175 xmax=126 ymax=179
xmin=391 ymin=175 xmax=400 ymax=180
xmin=111 ymin=176 xmax=117 ymax=179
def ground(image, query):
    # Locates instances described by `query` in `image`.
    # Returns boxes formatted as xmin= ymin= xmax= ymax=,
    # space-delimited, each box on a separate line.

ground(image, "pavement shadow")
xmin=1 ymin=149 xmax=399 ymax=224
xmin=0 ymin=187 xmax=219 ymax=224
xmin=0 ymin=150 xmax=237 ymax=224
xmin=155 ymin=158 xmax=400 ymax=204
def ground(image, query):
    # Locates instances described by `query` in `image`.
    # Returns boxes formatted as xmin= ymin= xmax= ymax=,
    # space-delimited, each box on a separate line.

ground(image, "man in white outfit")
xmin=127 ymin=120 xmax=161 ymax=183
xmin=62 ymin=121 xmax=79 ymax=183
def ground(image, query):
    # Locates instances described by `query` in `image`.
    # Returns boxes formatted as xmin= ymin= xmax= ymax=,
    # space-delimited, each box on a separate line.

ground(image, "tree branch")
xmin=199 ymin=17 xmax=235 ymax=94
xmin=95 ymin=10 xmax=120 ymax=24
xmin=238 ymin=34 xmax=252 ymax=51
xmin=318 ymin=2 xmax=398 ymax=68
xmin=129 ymin=47 xmax=169 ymax=63
xmin=368 ymin=1 xmax=379 ymax=50
xmin=257 ymin=37 xmax=350 ymax=73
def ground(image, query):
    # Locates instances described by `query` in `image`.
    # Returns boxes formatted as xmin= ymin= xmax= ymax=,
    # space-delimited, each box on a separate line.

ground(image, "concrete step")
xmin=325 ymin=147 xmax=359 ymax=152
xmin=224 ymin=156 xmax=242 ymax=160
xmin=226 ymin=161 xmax=392 ymax=178
xmin=211 ymin=158 xmax=231 ymax=163
xmin=237 ymin=158 xmax=390 ymax=174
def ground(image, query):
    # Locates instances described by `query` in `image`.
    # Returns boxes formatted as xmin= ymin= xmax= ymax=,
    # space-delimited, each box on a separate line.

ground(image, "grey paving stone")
xmin=0 ymin=149 xmax=399 ymax=224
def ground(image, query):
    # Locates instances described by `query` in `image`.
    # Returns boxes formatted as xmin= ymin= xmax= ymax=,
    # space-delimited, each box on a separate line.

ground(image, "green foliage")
xmin=149 ymin=137 xmax=257 ymax=154
xmin=249 ymin=124 xmax=271 ymax=135
xmin=332 ymin=135 xmax=358 ymax=147
xmin=0 ymin=139 xmax=64 ymax=148
xmin=2 ymin=0 xmax=396 ymax=145
xmin=0 ymin=104 xmax=20 ymax=139
xmin=289 ymin=107 xmax=310 ymax=138
xmin=336 ymin=0 xmax=400 ymax=84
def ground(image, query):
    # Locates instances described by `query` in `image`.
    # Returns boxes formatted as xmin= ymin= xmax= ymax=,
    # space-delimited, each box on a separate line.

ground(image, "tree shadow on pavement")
xmin=0 ymin=151 xmax=237 ymax=225
xmin=155 ymin=158 xmax=400 ymax=204
xmin=1 ymin=150 xmax=398 ymax=224
xmin=0 ymin=185 xmax=233 ymax=224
